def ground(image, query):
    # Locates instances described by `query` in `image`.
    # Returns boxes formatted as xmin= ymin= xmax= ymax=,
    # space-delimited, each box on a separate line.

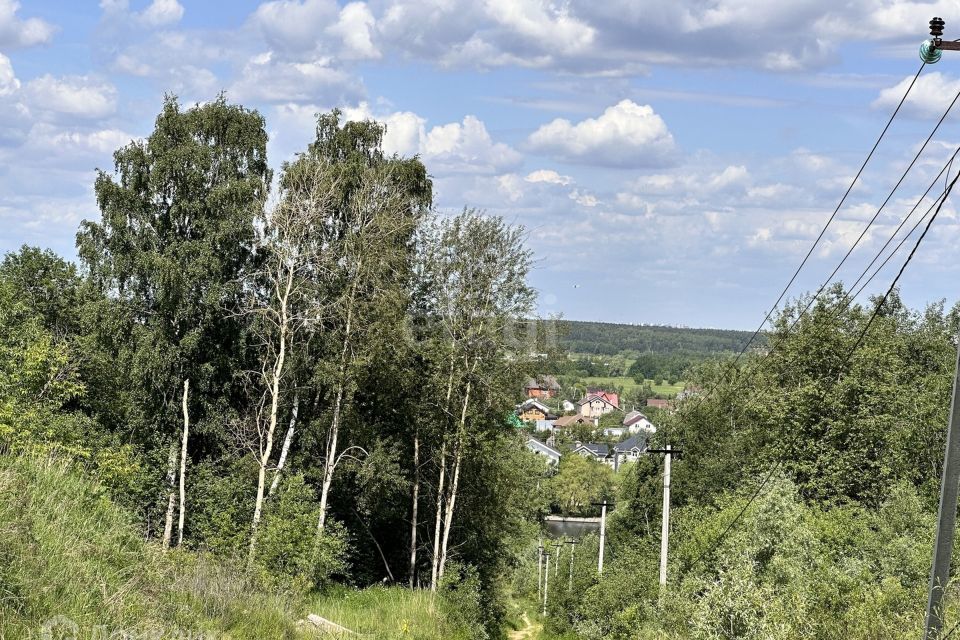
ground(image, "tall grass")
xmin=0 ymin=454 xmax=309 ymax=639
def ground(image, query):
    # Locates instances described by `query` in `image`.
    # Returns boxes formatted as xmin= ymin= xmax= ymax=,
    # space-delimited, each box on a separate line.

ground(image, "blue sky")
xmin=2 ymin=1 xmax=960 ymax=329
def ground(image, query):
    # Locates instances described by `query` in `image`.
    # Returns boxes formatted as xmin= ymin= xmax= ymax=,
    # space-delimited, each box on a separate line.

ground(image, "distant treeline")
xmin=555 ymin=320 xmax=759 ymax=356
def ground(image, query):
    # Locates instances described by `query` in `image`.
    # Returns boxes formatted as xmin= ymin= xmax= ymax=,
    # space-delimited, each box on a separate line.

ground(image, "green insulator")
xmin=921 ymin=39 xmax=942 ymax=64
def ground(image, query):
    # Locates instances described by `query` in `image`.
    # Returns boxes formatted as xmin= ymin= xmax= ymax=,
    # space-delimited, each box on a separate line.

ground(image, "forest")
xmin=0 ymin=97 xmax=547 ymax=638
xmin=4 ymin=94 xmax=960 ymax=640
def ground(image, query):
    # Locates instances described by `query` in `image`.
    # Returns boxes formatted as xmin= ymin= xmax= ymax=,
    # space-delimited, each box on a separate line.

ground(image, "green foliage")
xmin=557 ymin=321 xmax=757 ymax=357
xmin=547 ymin=454 xmax=615 ymax=516
xmin=0 ymin=455 xmax=308 ymax=639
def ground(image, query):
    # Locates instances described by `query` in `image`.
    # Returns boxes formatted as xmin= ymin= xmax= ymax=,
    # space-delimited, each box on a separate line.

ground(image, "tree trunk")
xmin=177 ymin=378 xmax=190 ymax=547
xmin=317 ymin=272 xmax=359 ymax=534
xmin=438 ymin=378 xmax=472 ymax=584
xmin=409 ymin=428 xmax=420 ymax=588
xmin=429 ymin=439 xmax=447 ymax=592
xmin=269 ymin=391 xmax=299 ymax=497
xmin=248 ymin=272 xmax=292 ymax=567
xmin=161 ymin=439 xmax=177 ymax=551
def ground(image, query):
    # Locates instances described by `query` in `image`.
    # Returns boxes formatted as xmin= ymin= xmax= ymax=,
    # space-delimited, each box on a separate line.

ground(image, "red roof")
xmin=580 ymin=391 xmax=619 ymax=409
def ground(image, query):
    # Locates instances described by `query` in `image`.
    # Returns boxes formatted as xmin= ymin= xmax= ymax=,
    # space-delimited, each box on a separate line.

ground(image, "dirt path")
xmin=508 ymin=612 xmax=541 ymax=640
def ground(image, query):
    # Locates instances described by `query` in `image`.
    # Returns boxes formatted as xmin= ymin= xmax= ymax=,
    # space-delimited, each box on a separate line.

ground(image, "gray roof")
xmin=577 ymin=442 xmax=610 ymax=456
xmin=526 ymin=438 xmax=561 ymax=459
xmin=615 ymin=434 xmax=648 ymax=453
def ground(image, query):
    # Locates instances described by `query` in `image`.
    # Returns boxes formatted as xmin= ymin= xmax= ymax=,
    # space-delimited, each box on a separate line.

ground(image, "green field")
xmin=578 ymin=376 xmax=684 ymax=397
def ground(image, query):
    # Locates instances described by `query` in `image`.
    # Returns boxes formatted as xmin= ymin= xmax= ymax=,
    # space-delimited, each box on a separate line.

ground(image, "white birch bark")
xmin=176 ymin=378 xmax=189 ymax=547
xmin=269 ymin=391 xmax=299 ymax=497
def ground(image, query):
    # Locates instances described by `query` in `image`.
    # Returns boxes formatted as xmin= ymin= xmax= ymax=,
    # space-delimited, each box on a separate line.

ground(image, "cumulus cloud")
xmin=23 ymin=75 xmax=118 ymax=119
xmin=422 ymin=115 xmax=521 ymax=174
xmin=139 ymin=0 xmax=185 ymax=26
xmin=527 ymin=100 xmax=676 ymax=168
xmin=525 ymin=169 xmax=572 ymax=185
xmin=329 ymin=2 xmax=380 ymax=60
xmin=250 ymin=0 xmax=339 ymax=53
xmin=231 ymin=52 xmax=364 ymax=104
xmin=0 ymin=0 xmax=56 ymax=48
xmin=873 ymin=72 xmax=960 ymax=119
xmin=0 ymin=53 xmax=19 ymax=96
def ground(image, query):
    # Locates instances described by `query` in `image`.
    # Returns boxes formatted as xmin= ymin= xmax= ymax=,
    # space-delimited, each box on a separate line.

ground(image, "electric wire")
xmin=684 ymin=167 xmax=960 ymax=573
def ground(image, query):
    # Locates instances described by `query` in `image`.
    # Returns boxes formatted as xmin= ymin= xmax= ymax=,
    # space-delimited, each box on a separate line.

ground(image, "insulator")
xmin=931 ymin=17 xmax=945 ymax=37
xmin=921 ymin=39 xmax=942 ymax=64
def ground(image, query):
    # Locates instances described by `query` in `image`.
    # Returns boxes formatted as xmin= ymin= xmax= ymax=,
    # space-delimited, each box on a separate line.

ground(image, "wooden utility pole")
xmin=920 ymin=16 xmax=960 ymax=640
xmin=592 ymin=501 xmax=613 ymax=574
xmin=924 ymin=337 xmax=960 ymax=639
xmin=649 ymin=446 xmax=681 ymax=587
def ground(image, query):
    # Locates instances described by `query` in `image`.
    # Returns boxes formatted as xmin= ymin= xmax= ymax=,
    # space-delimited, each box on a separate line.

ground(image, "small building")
xmin=516 ymin=399 xmax=556 ymax=423
xmin=526 ymin=437 xmax=561 ymax=465
xmin=524 ymin=376 xmax=561 ymax=399
xmin=553 ymin=414 xmax=598 ymax=429
xmin=579 ymin=392 xmax=620 ymax=418
xmin=561 ymin=400 xmax=576 ymax=412
xmin=645 ymin=398 xmax=673 ymax=411
xmin=534 ymin=419 xmax=555 ymax=433
xmin=572 ymin=442 xmax=623 ymax=470
xmin=622 ymin=410 xmax=656 ymax=435
xmin=613 ymin=434 xmax=648 ymax=463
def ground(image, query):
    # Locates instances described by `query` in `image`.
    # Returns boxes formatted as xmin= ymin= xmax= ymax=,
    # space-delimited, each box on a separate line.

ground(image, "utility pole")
xmin=920 ymin=17 xmax=960 ymax=640
xmin=565 ymin=539 xmax=579 ymax=591
xmin=537 ymin=543 xmax=544 ymax=603
xmin=592 ymin=501 xmax=613 ymax=574
xmin=924 ymin=336 xmax=960 ymax=639
xmin=543 ymin=552 xmax=550 ymax=617
xmin=554 ymin=542 xmax=562 ymax=577
xmin=648 ymin=445 xmax=681 ymax=587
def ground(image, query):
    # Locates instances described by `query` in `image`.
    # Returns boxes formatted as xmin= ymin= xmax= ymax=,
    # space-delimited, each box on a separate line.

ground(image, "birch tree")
xmin=77 ymin=96 xmax=269 ymax=547
xmin=242 ymin=162 xmax=337 ymax=564
xmin=417 ymin=211 xmax=535 ymax=589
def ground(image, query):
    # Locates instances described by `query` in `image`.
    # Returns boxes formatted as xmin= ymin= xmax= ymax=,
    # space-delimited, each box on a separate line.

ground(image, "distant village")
xmin=517 ymin=375 xmax=698 ymax=470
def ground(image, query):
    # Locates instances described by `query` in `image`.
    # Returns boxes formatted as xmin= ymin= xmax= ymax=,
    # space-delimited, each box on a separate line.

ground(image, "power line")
xmin=725 ymin=61 xmax=927 ymax=368
xmin=685 ymin=167 xmax=960 ymax=573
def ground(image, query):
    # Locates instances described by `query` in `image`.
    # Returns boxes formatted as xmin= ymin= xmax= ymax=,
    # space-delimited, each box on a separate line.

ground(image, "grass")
xmin=0 ymin=454 xmax=312 ymax=639
xmin=578 ymin=376 xmax=685 ymax=397
xmin=310 ymin=585 xmax=474 ymax=639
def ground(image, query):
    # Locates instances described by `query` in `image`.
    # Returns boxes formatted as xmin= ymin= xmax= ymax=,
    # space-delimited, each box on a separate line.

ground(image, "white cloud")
xmin=231 ymin=53 xmax=364 ymax=104
xmin=422 ymin=115 xmax=521 ymax=174
xmin=569 ymin=188 xmax=598 ymax=207
xmin=485 ymin=0 xmax=594 ymax=53
xmin=0 ymin=0 xmax=56 ymax=48
xmin=527 ymin=100 xmax=676 ymax=168
xmin=525 ymin=169 xmax=572 ymax=186
xmin=251 ymin=0 xmax=339 ymax=53
xmin=329 ymin=2 xmax=380 ymax=60
xmin=873 ymin=72 xmax=960 ymax=118
xmin=23 ymin=75 xmax=118 ymax=119
xmin=139 ymin=0 xmax=184 ymax=26
xmin=0 ymin=53 xmax=19 ymax=96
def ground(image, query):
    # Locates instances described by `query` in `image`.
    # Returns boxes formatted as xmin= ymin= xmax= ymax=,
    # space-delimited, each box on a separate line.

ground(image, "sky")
xmin=3 ymin=1 xmax=960 ymax=329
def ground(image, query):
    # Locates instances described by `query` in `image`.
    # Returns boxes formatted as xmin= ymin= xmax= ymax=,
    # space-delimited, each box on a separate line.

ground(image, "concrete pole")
xmin=924 ymin=341 xmax=960 ymax=639
xmin=659 ymin=445 xmax=672 ymax=587
xmin=537 ymin=544 xmax=543 ymax=603
xmin=555 ymin=543 xmax=561 ymax=577
xmin=543 ymin=553 xmax=550 ymax=617
xmin=568 ymin=542 xmax=576 ymax=591
xmin=598 ymin=503 xmax=607 ymax=574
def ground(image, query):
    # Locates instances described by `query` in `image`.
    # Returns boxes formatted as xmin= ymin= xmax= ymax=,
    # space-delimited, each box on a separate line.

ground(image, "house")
xmin=553 ymin=414 xmax=597 ymax=429
xmin=534 ymin=419 xmax=555 ymax=433
xmin=516 ymin=399 xmax=557 ymax=422
xmin=524 ymin=376 xmax=561 ymax=399
xmin=645 ymin=398 xmax=673 ymax=410
xmin=561 ymin=400 xmax=576 ymax=412
xmin=579 ymin=391 xmax=619 ymax=418
xmin=622 ymin=410 xmax=656 ymax=435
xmin=613 ymin=434 xmax=648 ymax=462
xmin=677 ymin=385 xmax=702 ymax=401
xmin=572 ymin=441 xmax=623 ymax=470
xmin=526 ymin=437 xmax=561 ymax=465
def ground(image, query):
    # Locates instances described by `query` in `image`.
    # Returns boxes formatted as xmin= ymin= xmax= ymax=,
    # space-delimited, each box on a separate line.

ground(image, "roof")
xmin=646 ymin=398 xmax=672 ymax=409
xmin=575 ymin=442 xmax=610 ymax=457
xmin=526 ymin=438 xmax=561 ymax=458
xmin=553 ymin=414 xmax=594 ymax=428
xmin=615 ymin=434 xmax=648 ymax=453
xmin=524 ymin=375 xmax=560 ymax=390
xmin=578 ymin=391 xmax=620 ymax=409
xmin=622 ymin=410 xmax=649 ymax=427
xmin=517 ymin=399 xmax=551 ymax=414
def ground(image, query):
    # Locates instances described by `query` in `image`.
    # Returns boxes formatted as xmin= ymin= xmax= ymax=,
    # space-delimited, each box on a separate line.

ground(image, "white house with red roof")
xmin=578 ymin=390 xmax=619 ymax=418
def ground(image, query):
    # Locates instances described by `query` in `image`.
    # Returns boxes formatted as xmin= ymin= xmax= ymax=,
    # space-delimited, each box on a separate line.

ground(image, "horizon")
xmin=3 ymin=1 xmax=960 ymax=329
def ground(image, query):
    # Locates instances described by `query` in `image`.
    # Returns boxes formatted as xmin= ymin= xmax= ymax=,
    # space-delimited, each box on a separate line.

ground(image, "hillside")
xmin=557 ymin=320 xmax=757 ymax=356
